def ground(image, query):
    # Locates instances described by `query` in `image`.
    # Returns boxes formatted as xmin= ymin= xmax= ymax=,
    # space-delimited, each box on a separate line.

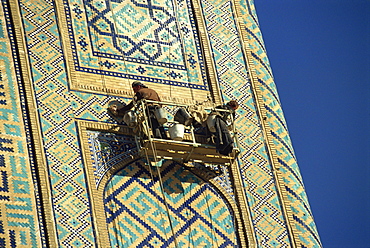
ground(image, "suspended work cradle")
xmin=124 ymin=99 xmax=240 ymax=166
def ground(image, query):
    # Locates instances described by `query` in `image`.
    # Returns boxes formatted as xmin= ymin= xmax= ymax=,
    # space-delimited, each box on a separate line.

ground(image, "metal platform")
xmin=139 ymin=138 xmax=238 ymax=165
xmin=133 ymin=100 xmax=240 ymax=165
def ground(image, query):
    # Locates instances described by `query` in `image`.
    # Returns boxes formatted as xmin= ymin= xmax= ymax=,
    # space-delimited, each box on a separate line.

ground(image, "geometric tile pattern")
xmin=209 ymin=165 xmax=236 ymax=200
xmin=63 ymin=0 xmax=209 ymax=95
xmin=200 ymin=0 xmax=291 ymax=246
xmin=239 ymin=1 xmax=322 ymax=247
xmin=87 ymin=131 xmax=137 ymax=187
xmin=1 ymin=0 xmax=321 ymax=247
xmin=17 ymin=0 xmax=96 ymax=246
xmin=0 ymin=0 xmax=43 ymax=247
xmin=104 ymin=160 xmax=239 ymax=247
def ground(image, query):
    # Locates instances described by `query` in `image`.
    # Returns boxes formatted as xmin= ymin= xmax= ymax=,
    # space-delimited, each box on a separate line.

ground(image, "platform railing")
xmin=132 ymin=99 xmax=240 ymax=163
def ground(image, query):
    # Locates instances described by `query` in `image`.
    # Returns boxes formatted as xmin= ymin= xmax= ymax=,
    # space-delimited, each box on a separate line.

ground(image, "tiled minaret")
xmin=0 ymin=0 xmax=321 ymax=247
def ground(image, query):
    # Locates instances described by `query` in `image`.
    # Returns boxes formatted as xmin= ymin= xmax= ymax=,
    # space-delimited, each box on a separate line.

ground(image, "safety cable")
xmin=133 ymin=102 xmax=174 ymax=244
xmin=154 ymin=165 xmax=180 ymax=248
xmin=142 ymin=148 xmax=173 ymax=243
xmin=182 ymin=164 xmax=195 ymax=247
xmin=164 ymin=1 xmax=173 ymax=100
xmin=202 ymin=181 xmax=218 ymax=247
xmin=97 ymin=1 xmax=179 ymax=245
xmin=171 ymin=0 xmax=195 ymax=102
xmin=142 ymin=101 xmax=180 ymax=248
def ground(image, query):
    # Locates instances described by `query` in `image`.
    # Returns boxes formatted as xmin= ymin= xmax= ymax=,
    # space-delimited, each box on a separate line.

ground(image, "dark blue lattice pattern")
xmin=88 ymin=131 xmax=138 ymax=187
xmin=64 ymin=0 xmax=209 ymax=89
xmin=86 ymin=0 xmax=180 ymax=61
xmin=104 ymin=161 xmax=239 ymax=247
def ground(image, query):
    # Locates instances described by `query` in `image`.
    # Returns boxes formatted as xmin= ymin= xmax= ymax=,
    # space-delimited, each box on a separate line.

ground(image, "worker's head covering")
xmin=132 ymin=81 xmax=148 ymax=88
xmin=227 ymin=100 xmax=239 ymax=110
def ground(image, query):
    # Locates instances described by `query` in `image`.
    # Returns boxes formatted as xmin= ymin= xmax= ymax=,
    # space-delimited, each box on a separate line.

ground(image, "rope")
xmin=171 ymin=0 xmax=195 ymax=102
xmin=164 ymin=1 xmax=174 ymax=100
xmin=154 ymin=165 xmax=180 ymax=248
xmin=140 ymin=105 xmax=174 ymax=244
xmin=142 ymin=148 xmax=174 ymax=243
xmin=142 ymin=102 xmax=180 ymax=248
xmin=202 ymin=184 xmax=218 ymax=247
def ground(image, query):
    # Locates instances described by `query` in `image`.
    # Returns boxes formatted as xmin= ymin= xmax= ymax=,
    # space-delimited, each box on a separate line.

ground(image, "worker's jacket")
xmin=118 ymin=87 xmax=161 ymax=114
xmin=214 ymin=116 xmax=234 ymax=155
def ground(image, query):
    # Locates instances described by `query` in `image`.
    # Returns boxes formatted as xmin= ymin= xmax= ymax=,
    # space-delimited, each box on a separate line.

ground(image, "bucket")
xmin=174 ymin=107 xmax=192 ymax=126
xmin=169 ymin=123 xmax=185 ymax=141
xmin=154 ymin=107 xmax=167 ymax=125
xmin=206 ymin=114 xmax=217 ymax=133
xmin=123 ymin=110 xmax=138 ymax=127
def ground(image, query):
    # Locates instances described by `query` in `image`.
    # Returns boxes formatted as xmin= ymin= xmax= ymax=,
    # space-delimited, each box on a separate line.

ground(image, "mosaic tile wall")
xmin=198 ymin=0 xmax=290 ymax=246
xmin=62 ymin=0 xmax=212 ymax=102
xmin=240 ymin=2 xmax=321 ymax=247
xmin=0 ymin=1 xmax=44 ymax=247
xmin=68 ymin=0 xmax=208 ymax=88
xmin=104 ymin=160 xmax=239 ymax=247
xmin=0 ymin=0 xmax=322 ymax=247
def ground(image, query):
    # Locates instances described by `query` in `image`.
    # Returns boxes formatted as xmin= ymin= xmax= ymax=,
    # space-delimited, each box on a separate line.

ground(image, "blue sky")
xmin=255 ymin=1 xmax=369 ymax=248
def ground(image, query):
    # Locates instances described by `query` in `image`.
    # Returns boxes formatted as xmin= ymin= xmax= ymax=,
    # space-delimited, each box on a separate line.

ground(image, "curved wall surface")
xmin=104 ymin=160 xmax=238 ymax=247
xmin=0 ymin=0 xmax=321 ymax=247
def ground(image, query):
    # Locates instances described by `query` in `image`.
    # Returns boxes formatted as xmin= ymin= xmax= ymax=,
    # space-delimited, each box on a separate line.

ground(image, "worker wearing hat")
xmin=109 ymin=81 xmax=166 ymax=138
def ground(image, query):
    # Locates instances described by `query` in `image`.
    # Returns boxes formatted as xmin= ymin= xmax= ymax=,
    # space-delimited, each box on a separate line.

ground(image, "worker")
xmin=215 ymin=100 xmax=239 ymax=122
xmin=108 ymin=81 xmax=167 ymax=139
xmin=208 ymin=100 xmax=239 ymax=155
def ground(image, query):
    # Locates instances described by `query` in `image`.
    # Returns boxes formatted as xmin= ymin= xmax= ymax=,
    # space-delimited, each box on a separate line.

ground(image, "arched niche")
xmin=78 ymin=121 xmax=245 ymax=247
xmin=103 ymin=160 xmax=240 ymax=247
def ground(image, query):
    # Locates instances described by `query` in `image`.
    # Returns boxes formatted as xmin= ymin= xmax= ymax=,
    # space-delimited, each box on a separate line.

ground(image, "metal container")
xmin=169 ymin=123 xmax=185 ymax=141
xmin=154 ymin=107 xmax=167 ymax=124
xmin=123 ymin=110 xmax=138 ymax=127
